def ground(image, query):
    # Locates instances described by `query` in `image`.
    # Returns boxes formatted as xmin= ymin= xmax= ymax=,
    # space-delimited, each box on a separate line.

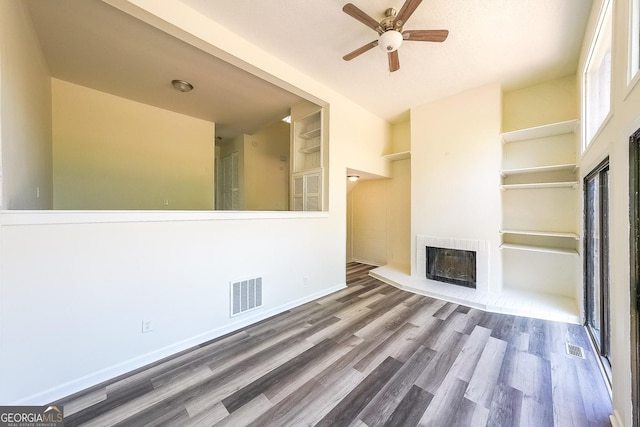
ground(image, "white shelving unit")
xmin=500 ymin=119 xmax=578 ymax=143
xmin=500 ymin=243 xmax=577 ymax=255
xmin=382 ymin=151 xmax=411 ymax=161
xmin=500 ymin=229 xmax=580 ymax=239
xmin=501 ymin=181 xmax=579 ymax=190
xmin=500 ymin=119 xmax=580 ymax=297
xmin=500 ymin=163 xmax=577 ymax=176
xmin=291 ymin=107 xmax=323 ymax=211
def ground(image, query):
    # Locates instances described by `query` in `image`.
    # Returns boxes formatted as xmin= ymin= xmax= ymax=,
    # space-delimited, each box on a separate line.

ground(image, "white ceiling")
xmin=25 ymin=0 xmax=593 ymax=138
xmin=181 ymin=0 xmax=594 ymax=122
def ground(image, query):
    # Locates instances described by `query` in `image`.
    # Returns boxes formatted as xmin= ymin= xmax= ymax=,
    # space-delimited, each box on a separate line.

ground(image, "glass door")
xmin=584 ymin=159 xmax=610 ymax=374
xmin=629 ymin=129 xmax=640 ymax=426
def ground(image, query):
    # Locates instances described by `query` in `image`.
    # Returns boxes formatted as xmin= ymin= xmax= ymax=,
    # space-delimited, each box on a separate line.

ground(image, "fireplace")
xmin=426 ymin=246 xmax=476 ymax=288
xmin=417 ymin=236 xmax=489 ymax=292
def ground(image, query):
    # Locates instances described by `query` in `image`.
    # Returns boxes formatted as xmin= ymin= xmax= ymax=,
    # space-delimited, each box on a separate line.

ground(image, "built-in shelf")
xmin=500 ymin=229 xmax=580 ymax=240
xmin=501 ymin=119 xmax=579 ymax=143
xmin=382 ymin=151 xmax=411 ymax=161
xmin=500 ymin=243 xmax=578 ymax=255
xmin=299 ymin=128 xmax=321 ymax=140
xmin=299 ymin=142 xmax=321 ymax=154
xmin=500 ymin=163 xmax=578 ymax=177
xmin=501 ymin=181 xmax=579 ymax=190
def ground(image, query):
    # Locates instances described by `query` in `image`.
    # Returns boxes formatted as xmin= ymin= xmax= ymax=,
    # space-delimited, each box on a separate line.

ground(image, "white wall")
xmin=0 ymin=0 xmax=391 ymax=404
xmin=53 ymin=79 xmax=215 ymax=210
xmin=578 ymin=0 xmax=640 ymax=425
xmin=0 ymin=211 xmax=341 ymax=403
xmin=410 ymin=83 xmax=502 ymax=293
xmin=0 ymin=1 xmax=52 ymax=209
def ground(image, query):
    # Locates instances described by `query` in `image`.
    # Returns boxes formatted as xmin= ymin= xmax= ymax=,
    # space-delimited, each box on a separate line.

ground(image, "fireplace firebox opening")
xmin=426 ymin=246 xmax=477 ymax=288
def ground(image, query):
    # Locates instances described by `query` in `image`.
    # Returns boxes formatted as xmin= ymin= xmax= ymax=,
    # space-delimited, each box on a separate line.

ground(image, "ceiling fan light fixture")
xmin=378 ymin=30 xmax=403 ymax=52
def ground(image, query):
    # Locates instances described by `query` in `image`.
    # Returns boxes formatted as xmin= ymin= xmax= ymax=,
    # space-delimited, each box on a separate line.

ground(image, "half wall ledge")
xmin=369 ymin=265 xmax=580 ymax=324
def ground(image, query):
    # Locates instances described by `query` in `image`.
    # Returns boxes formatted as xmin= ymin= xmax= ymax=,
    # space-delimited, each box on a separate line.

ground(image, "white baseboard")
xmin=13 ymin=283 xmax=346 ymax=405
xmin=350 ymin=257 xmax=383 ymax=267
xmin=609 ymin=410 xmax=623 ymax=427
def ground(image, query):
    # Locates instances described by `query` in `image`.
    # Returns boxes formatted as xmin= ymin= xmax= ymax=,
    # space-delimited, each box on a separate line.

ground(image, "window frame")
xmin=582 ymin=0 xmax=614 ymax=152
xmin=628 ymin=0 xmax=640 ymax=91
xmin=584 ymin=157 xmax=611 ymax=383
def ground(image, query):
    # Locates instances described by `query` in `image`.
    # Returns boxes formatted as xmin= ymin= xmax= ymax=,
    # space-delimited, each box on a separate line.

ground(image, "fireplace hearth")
xmin=426 ymin=246 xmax=477 ymax=288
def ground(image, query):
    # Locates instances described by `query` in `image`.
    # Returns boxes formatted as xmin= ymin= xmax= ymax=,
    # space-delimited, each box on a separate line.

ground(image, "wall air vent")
xmin=230 ymin=277 xmax=263 ymax=317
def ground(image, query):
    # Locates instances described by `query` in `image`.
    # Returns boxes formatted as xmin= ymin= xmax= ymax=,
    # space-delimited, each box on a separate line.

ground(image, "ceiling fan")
xmin=342 ymin=0 xmax=448 ymax=72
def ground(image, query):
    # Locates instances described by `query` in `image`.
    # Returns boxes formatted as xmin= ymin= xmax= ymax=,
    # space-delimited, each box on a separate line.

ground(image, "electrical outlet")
xmin=36 ymin=187 xmax=40 ymax=199
xmin=303 ymin=276 xmax=309 ymax=286
xmin=141 ymin=320 xmax=154 ymax=333
xmin=163 ymin=199 xmax=169 ymax=206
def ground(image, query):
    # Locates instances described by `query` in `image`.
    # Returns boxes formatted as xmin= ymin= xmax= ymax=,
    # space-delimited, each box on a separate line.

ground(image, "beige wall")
xmin=411 ymin=83 xmax=503 ymax=292
xmin=0 ymin=1 xmax=53 ymax=209
xmin=244 ymin=121 xmax=290 ymax=211
xmin=502 ymin=74 xmax=578 ymax=132
xmin=390 ymin=119 xmax=411 ymax=154
xmin=578 ymin=0 xmax=640 ymax=425
xmin=52 ymin=79 xmax=215 ymax=210
xmin=387 ymin=158 xmax=411 ymax=273
xmin=347 ymin=162 xmax=410 ymax=270
xmin=349 ymin=178 xmax=389 ymax=266
xmin=347 ymin=118 xmax=411 ymax=269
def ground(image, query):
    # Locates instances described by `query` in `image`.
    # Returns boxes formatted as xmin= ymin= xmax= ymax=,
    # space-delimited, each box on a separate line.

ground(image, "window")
xmin=630 ymin=0 xmax=640 ymax=85
xmin=583 ymin=0 xmax=613 ymax=150
xmin=584 ymin=158 xmax=610 ymax=382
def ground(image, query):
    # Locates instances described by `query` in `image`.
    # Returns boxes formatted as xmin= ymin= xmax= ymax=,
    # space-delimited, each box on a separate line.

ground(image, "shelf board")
xmin=382 ymin=151 xmax=411 ymax=161
xmin=501 ymin=181 xmax=579 ymax=190
xmin=299 ymin=144 xmax=321 ymax=154
xmin=500 ymin=163 xmax=577 ymax=176
xmin=299 ymin=128 xmax=321 ymax=140
xmin=501 ymin=119 xmax=579 ymax=143
xmin=500 ymin=229 xmax=580 ymax=239
xmin=500 ymin=243 xmax=578 ymax=255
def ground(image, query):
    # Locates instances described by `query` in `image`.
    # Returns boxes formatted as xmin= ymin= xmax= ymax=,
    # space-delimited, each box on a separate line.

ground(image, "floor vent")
xmin=566 ymin=342 xmax=585 ymax=359
xmin=230 ymin=277 xmax=263 ymax=317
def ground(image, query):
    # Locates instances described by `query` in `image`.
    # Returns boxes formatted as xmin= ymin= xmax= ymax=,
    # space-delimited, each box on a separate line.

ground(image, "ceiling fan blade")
xmin=343 ymin=40 xmax=379 ymax=61
xmin=388 ymin=50 xmax=400 ymax=72
xmin=343 ymin=3 xmax=381 ymax=32
xmin=402 ymin=29 xmax=449 ymax=42
xmin=394 ymin=0 xmax=423 ymax=27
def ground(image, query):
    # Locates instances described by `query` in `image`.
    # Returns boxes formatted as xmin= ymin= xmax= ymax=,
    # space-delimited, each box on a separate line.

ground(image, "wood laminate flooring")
xmin=55 ymin=263 xmax=612 ymax=426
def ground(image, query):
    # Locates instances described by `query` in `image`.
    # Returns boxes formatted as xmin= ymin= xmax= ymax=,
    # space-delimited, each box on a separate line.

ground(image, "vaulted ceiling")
xmin=25 ymin=0 xmax=593 ymax=137
xmin=183 ymin=0 xmax=593 ymax=122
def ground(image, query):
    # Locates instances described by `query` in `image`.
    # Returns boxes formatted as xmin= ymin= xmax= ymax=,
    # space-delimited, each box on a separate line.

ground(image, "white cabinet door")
xmin=291 ymin=169 xmax=322 ymax=211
